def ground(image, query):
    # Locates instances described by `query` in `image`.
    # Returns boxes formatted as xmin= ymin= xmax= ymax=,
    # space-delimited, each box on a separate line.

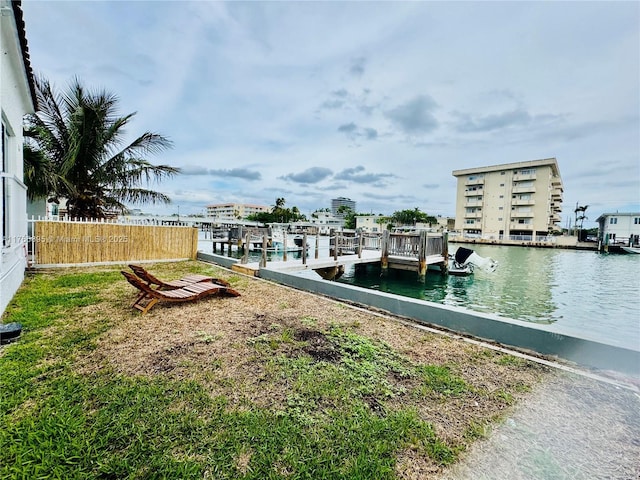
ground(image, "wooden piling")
xmin=417 ymin=231 xmax=427 ymax=281
xmin=260 ymin=234 xmax=268 ymax=268
xmin=302 ymin=232 xmax=308 ymax=265
xmin=381 ymin=230 xmax=389 ymax=277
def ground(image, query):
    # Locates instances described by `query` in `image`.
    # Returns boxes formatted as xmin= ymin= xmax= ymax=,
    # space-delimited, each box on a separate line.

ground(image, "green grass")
xmin=0 ymin=263 xmax=539 ymax=479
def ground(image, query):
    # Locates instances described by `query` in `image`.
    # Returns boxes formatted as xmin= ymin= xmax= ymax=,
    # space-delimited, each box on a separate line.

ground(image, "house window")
xmin=635 ymin=218 xmax=640 ymax=225
xmin=609 ymin=218 xmax=618 ymax=225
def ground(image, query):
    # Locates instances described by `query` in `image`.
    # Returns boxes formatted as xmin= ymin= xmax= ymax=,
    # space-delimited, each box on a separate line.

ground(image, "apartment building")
xmin=206 ymin=203 xmax=270 ymax=223
xmin=452 ymin=158 xmax=563 ymax=240
xmin=331 ymin=197 xmax=356 ymax=217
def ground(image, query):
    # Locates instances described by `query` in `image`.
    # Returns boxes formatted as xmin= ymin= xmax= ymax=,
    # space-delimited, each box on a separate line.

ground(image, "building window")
xmin=500 ymin=171 xmax=506 ymax=175
xmin=500 ymin=183 xmax=504 ymax=187
xmin=609 ymin=218 xmax=618 ymax=225
xmin=635 ymin=218 xmax=640 ymax=224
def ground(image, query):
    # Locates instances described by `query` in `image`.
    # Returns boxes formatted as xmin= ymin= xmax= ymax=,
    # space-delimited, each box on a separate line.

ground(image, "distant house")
xmin=311 ymin=211 xmax=344 ymax=234
xmin=1 ymin=1 xmax=37 ymax=315
xmin=595 ymin=212 xmax=640 ymax=246
xmin=355 ymin=215 xmax=389 ymax=233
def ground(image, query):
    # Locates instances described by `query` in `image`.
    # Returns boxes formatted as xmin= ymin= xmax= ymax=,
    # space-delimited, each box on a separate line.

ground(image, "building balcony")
xmin=512 ymin=199 xmax=535 ymax=206
xmin=511 ymin=211 xmax=534 ymax=218
xmin=464 ymin=212 xmax=483 ymax=219
xmin=513 ymin=173 xmax=537 ymax=182
xmin=510 ymin=222 xmax=534 ymax=230
xmin=512 ymin=185 xmax=536 ymax=194
xmin=464 ymin=189 xmax=484 ymax=197
xmin=464 ymin=200 xmax=483 ymax=207
xmin=465 ymin=178 xmax=485 ymax=186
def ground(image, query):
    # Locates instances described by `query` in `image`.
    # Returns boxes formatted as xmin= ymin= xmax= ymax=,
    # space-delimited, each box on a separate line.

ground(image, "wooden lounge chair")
xmin=121 ymin=271 xmax=240 ymax=314
xmin=128 ymin=264 xmax=232 ymax=290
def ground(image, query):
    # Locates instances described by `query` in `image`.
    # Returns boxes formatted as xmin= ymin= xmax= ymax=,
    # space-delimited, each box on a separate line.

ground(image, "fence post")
xmin=358 ymin=233 xmax=363 ymax=258
xmin=191 ymin=227 xmax=198 ymax=259
xmin=315 ymin=232 xmax=319 ymax=259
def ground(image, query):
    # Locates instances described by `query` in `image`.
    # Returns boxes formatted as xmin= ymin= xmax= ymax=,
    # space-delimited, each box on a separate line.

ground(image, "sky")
xmin=20 ymin=1 xmax=640 ymax=228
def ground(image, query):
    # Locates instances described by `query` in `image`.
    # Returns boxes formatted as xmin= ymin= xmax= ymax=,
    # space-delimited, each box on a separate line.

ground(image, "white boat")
xmin=270 ymin=226 xmax=307 ymax=252
xmin=449 ymin=247 xmax=498 ymax=276
xmin=620 ymin=246 xmax=640 ymax=254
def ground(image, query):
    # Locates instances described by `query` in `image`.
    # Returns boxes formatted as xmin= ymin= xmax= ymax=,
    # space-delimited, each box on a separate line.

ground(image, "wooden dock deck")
xmin=231 ymin=230 xmax=448 ymax=280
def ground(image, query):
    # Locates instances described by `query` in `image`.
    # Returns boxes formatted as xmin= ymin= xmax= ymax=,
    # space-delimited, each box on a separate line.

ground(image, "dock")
xmin=229 ymin=230 xmax=449 ymax=281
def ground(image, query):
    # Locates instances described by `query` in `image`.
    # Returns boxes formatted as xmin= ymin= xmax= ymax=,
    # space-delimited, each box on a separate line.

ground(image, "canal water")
xmin=198 ymin=236 xmax=640 ymax=351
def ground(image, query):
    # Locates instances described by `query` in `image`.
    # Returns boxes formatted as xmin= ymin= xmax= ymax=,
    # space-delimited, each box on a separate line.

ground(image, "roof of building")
xmin=595 ymin=212 xmax=640 ymax=222
xmin=452 ymin=157 xmax=560 ymax=177
xmin=10 ymin=0 xmax=37 ymax=109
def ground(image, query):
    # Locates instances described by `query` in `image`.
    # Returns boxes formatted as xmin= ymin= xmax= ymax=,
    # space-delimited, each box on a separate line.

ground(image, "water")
xmin=198 ymin=235 xmax=640 ymax=351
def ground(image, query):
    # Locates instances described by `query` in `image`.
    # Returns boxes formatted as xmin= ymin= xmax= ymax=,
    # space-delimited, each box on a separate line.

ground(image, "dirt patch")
xmin=294 ymin=328 xmax=341 ymax=362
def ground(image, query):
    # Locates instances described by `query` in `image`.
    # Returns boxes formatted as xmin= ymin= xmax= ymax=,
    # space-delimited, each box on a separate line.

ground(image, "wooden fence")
xmin=29 ymin=219 xmax=199 ymax=267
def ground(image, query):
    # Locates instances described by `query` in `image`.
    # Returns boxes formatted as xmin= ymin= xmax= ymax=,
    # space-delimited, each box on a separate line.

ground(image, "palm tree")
xmin=23 ymin=76 xmax=179 ymax=218
xmin=573 ymin=204 xmax=589 ymax=237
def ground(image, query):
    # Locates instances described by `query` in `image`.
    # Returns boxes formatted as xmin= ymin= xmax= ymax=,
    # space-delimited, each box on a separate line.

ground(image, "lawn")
xmin=0 ymin=261 xmax=549 ymax=479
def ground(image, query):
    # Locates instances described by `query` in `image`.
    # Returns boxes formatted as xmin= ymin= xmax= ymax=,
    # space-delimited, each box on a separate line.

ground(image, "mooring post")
xmin=441 ymin=232 xmax=449 ymax=275
xmin=358 ymin=233 xmax=363 ymax=258
xmin=283 ymin=233 xmax=288 ymax=262
xmin=302 ymin=232 xmax=308 ymax=265
xmin=417 ymin=231 xmax=427 ymax=281
xmin=237 ymin=226 xmax=244 ymax=252
xmin=381 ymin=230 xmax=389 ymax=277
xmin=315 ymin=232 xmax=319 ymax=259
xmin=242 ymin=233 xmax=250 ymax=264
xmin=260 ymin=233 xmax=268 ymax=268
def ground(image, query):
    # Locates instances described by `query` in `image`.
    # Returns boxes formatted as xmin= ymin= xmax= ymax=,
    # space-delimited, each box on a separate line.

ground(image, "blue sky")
xmin=21 ymin=1 xmax=639 ymax=228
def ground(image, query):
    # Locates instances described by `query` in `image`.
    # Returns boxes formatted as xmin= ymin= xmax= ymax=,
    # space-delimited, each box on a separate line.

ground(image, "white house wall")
xmin=1 ymin=3 xmax=35 ymax=315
